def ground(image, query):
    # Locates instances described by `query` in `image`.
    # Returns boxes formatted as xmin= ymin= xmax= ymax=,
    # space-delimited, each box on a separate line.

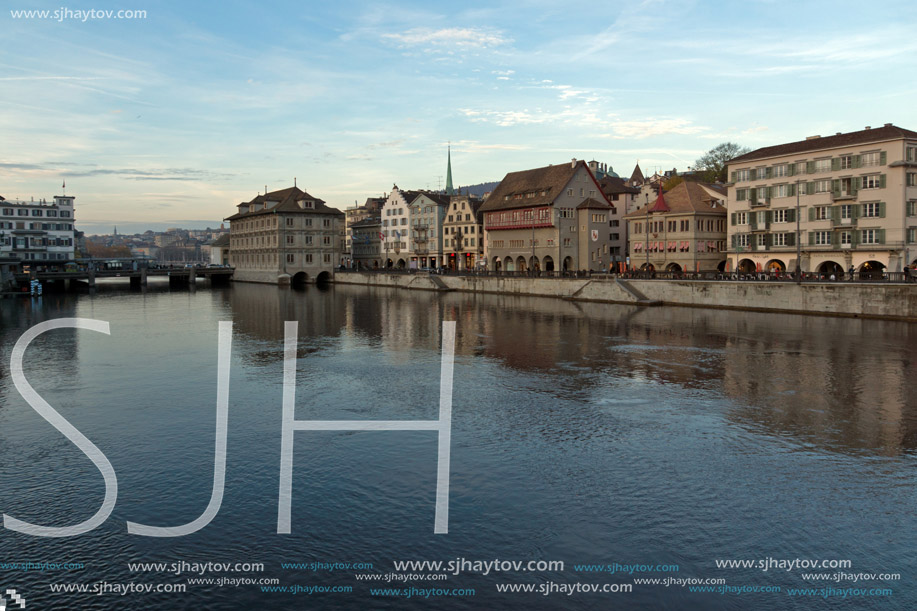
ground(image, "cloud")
xmin=382 ymin=27 xmax=511 ymax=50
xmin=459 ymin=106 xmax=605 ymax=128
xmin=597 ymin=118 xmax=708 ymax=139
xmin=0 ymin=161 xmax=234 ymax=182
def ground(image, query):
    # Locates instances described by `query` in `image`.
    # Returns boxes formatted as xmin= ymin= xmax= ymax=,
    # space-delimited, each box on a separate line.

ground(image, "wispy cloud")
xmin=597 ymin=119 xmax=708 ymax=139
xmin=382 ymin=27 xmax=511 ymax=50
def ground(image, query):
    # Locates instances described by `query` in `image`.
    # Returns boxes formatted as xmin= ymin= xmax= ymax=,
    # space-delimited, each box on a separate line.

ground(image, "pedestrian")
xmin=848 ymin=264 xmax=855 ymax=281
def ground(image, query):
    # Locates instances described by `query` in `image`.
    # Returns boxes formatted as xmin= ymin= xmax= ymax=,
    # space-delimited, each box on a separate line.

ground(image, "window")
xmin=774 ymin=184 xmax=788 ymax=198
xmin=286 ymin=235 xmax=294 ymax=244
xmin=861 ymin=175 xmax=882 ymax=189
xmin=756 ymin=234 xmax=767 ymax=247
xmin=305 ymin=254 xmax=313 ymax=263
xmin=286 ymin=254 xmax=294 ymax=263
xmin=562 ymin=238 xmax=571 ymax=248
xmin=773 ymin=209 xmax=788 ymax=223
xmin=907 ymin=147 xmax=917 ymax=162
xmin=736 ymin=188 xmax=747 ymax=201
xmin=814 ymin=159 xmax=831 ymax=173
xmin=305 ymin=236 xmax=313 ymax=245
xmin=908 ymin=201 xmax=917 ymax=216
xmin=861 ymin=229 xmax=879 ymax=244
xmin=736 ymin=212 xmax=748 ymax=225
xmin=773 ymin=233 xmax=788 ymax=246
xmin=814 ymin=180 xmax=831 ymax=193
xmin=324 ymin=254 xmax=331 ymax=263
xmin=736 ymin=234 xmax=750 ymax=247
xmin=567 ymin=189 xmax=573 ymax=196
xmin=907 ymin=173 xmax=917 ymax=187
xmin=735 ymin=169 xmax=749 ymax=182
xmin=860 ymin=152 xmax=880 ymax=167
xmin=813 ymin=231 xmax=831 ymax=245
xmin=862 ymin=202 xmax=882 ymax=217
xmin=840 ymin=204 xmax=853 ymax=219
xmin=814 ymin=206 xmax=829 ymax=220
xmin=774 ymin=164 xmax=788 ymax=177
xmin=840 ymin=231 xmax=852 ymax=247
xmin=31 ymin=209 xmax=42 ymax=216
xmin=795 ymin=162 xmax=806 ymax=176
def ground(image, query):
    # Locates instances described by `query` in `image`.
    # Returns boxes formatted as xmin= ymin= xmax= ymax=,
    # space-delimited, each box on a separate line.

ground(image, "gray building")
xmin=0 ymin=193 xmax=76 ymax=264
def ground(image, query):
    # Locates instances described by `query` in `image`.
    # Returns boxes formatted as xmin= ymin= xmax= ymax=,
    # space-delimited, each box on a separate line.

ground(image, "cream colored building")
xmin=624 ymin=181 xmax=728 ymax=272
xmin=443 ymin=194 xmax=484 ymax=270
xmin=726 ymin=123 xmax=917 ymax=275
xmin=225 ymin=185 xmax=344 ymax=285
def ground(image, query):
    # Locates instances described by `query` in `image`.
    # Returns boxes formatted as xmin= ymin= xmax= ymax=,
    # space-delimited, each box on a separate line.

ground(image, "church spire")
xmin=445 ymin=144 xmax=455 ymax=196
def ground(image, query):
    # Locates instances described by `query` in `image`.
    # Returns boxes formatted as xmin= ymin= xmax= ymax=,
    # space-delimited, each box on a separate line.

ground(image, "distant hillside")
xmin=453 ymin=181 xmax=500 ymax=197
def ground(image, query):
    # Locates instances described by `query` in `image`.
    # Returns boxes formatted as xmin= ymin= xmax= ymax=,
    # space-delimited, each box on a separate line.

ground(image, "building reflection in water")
xmin=218 ymin=282 xmax=917 ymax=457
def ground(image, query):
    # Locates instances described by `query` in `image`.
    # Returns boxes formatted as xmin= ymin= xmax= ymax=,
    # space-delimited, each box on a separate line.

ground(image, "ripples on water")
xmin=0 ymin=280 xmax=915 ymax=610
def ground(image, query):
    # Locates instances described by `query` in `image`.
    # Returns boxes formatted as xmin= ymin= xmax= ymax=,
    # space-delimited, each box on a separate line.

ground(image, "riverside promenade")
xmin=334 ymin=270 xmax=917 ymax=322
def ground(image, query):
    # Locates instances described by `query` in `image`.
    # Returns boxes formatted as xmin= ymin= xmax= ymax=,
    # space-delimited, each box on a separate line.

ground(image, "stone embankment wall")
xmin=332 ymin=272 xmax=917 ymax=322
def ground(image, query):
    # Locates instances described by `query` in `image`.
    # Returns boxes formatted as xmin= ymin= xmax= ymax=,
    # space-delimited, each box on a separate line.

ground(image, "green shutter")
xmin=806 ymin=161 xmax=816 ymax=174
xmin=765 ymin=233 xmax=772 ymax=246
xmin=879 ymin=174 xmax=886 ymax=188
xmin=766 ymin=210 xmax=773 ymax=223
xmin=750 ymin=188 xmax=757 ymax=204
xmin=787 ymin=232 xmax=795 ymax=247
xmin=879 ymin=201 xmax=885 ymax=218
xmin=831 ymin=206 xmax=841 ymax=221
xmin=731 ymin=234 xmax=736 ymax=247
xmin=852 ymin=177 xmax=861 ymax=194
xmin=806 ymin=182 xmax=815 ymax=195
xmin=766 ymin=167 xmax=773 ymax=179
xmin=731 ymin=171 xmax=737 ymax=183
xmin=731 ymin=212 xmax=736 ymax=226
xmin=808 ymin=232 xmax=814 ymax=245
xmin=808 ymin=207 xmax=815 ymax=221
xmin=877 ymin=229 xmax=885 ymax=244
xmin=851 ymin=231 xmax=860 ymax=246
xmin=787 ymin=208 xmax=796 ymax=223
xmin=880 ymin=151 xmax=887 ymax=166
xmin=766 ymin=187 xmax=772 ymax=200
xmin=850 ymin=204 xmax=859 ymax=219
xmin=787 ymin=164 xmax=796 ymax=177
xmin=831 ymin=231 xmax=839 ymax=246
xmin=853 ymin=155 xmax=861 ymax=168
xmin=788 ymin=183 xmax=796 ymax=197
xmin=831 ymin=158 xmax=840 ymax=171
xmin=832 ymin=179 xmax=841 ymax=198
xmin=749 ymin=169 xmax=756 ymax=181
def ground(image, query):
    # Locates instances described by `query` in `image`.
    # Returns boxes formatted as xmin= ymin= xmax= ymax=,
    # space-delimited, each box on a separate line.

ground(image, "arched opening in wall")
xmin=516 ymin=256 xmax=527 ymax=273
xmin=504 ymin=257 xmax=515 ymax=272
xmin=562 ymin=256 xmax=573 ymax=272
xmin=316 ymin=271 xmax=331 ymax=285
xmin=640 ymin=262 xmax=655 ymax=271
xmin=859 ymin=260 xmax=886 ymax=279
xmin=373 ymin=260 xmax=379 ymax=269
xmin=817 ymin=261 xmax=843 ymax=276
xmin=492 ymin=257 xmax=502 ymax=272
xmin=666 ymin=262 xmax=682 ymax=272
xmin=386 ymin=259 xmax=394 ymax=269
xmin=737 ymin=258 xmax=756 ymax=274
xmin=716 ymin=260 xmax=728 ymax=272
xmin=543 ymin=256 xmax=554 ymax=272
xmin=291 ymin=271 xmax=308 ymax=288
xmin=765 ymin=259 xmax=786 ymax=272
xmin=397 ymin=259 xmax=406 ymax=269
xmin=529 ymin=256 xmax=540 ymax=272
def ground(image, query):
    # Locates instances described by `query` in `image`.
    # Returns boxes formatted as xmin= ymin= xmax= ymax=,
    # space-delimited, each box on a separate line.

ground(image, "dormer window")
xmin=298 ymin=199 xmax=314 ymax=209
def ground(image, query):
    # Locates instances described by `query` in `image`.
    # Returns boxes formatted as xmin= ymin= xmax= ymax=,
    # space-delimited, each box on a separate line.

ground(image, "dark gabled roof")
xmin=480 ymin=160 xmax=592 ymax=213
xmin=224 ymin=186 xmax=343 ymax=220
xmin=598 ymin=175 xmax=640 ymax=195
xmin=210 ymin=234 xmax=230 ymax=247
xmin=729 ymin=124 xmax=917 ymax=164
xmin=350 ymin=217 xmax=381 ymax=228
xmin=624 ymin=182 xmax=726 ymax=218
xmin=576 ymin=197 xmax=611 ymax=210
xmin=408 ymin=191 xmax=451 ymax=207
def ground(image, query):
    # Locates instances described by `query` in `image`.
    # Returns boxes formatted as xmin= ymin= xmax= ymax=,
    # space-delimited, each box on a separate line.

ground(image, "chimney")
xmin=884 ymin=123 xmax=892 ymax=127
xmin=806 ymin=135 xmax=821 ymax=140
xmin=864 ymin=126 xmax=871 ymax=130
xmin=571 ymin=158 xmax=577 ymax=168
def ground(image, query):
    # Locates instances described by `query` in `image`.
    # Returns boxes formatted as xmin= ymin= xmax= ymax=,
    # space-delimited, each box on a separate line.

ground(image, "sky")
xmin=2 ymin=0 xmax=916 ymax=234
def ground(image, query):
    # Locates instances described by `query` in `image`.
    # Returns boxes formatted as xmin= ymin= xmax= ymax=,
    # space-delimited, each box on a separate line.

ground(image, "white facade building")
xmin=0 ymin=194 xmax=76 ymax=263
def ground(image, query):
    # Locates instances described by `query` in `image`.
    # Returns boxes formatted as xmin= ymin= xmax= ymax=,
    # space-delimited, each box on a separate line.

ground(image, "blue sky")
xmin=2 ymin=0 xmax=916 ymax=234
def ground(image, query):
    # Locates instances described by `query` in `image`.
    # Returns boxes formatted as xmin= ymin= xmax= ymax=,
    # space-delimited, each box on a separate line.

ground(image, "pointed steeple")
xmin=445 ymin=144 xmax=455 ymax=196
xmin=647 ymin=185 xmax=670 ymax=213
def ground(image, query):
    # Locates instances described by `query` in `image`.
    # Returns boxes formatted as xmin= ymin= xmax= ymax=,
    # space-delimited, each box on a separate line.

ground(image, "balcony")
xmin=749 ymin=199 xmax=769 ymax=208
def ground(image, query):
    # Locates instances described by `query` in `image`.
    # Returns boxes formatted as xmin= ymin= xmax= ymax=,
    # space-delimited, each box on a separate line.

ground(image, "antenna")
xmin=294 ymin=177 xmax=297 ymax=187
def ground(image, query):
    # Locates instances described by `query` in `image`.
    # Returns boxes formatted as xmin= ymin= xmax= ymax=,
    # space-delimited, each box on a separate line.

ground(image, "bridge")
xmin=11 ymin=265 xmax=234 ymax=291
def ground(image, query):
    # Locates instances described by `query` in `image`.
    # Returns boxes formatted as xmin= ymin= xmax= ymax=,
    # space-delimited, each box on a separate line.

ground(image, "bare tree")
xmin=695 ymin=142 xmax=751 ymax=183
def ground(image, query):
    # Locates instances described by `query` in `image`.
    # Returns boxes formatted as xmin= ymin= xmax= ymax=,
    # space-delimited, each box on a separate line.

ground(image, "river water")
xmin=0 ymin=280 xmax=915 ymax=610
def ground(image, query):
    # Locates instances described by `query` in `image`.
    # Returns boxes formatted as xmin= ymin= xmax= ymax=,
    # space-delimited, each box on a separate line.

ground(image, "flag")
xmin=379 ymin=232 xmax=385 ymax=241
xmin=394 ymin=230 xmax=401 ymax=238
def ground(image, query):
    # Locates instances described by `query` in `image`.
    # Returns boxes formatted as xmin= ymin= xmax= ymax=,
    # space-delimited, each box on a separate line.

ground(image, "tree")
xmin=663 ymin=174 xmax=684 ymax=191
xmin=695 ymin=142 xmax=751 ymax=183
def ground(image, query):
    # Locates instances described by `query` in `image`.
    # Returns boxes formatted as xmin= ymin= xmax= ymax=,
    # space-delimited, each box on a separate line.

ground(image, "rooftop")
xmin=729 ymin=123 xmax=917 ymax=164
